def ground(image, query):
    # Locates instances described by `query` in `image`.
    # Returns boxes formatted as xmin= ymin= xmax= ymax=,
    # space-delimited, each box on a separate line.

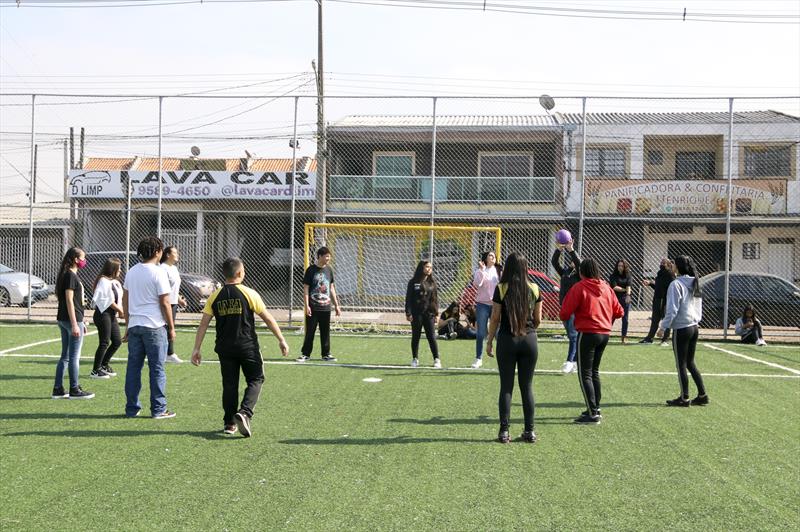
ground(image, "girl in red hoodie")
xmin=559 ymin=258 xmax=624 ymax=424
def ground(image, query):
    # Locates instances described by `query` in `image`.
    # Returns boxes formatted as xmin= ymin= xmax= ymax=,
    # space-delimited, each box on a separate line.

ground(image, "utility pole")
xmin=314 ymin=0 xmax=327 ymax=224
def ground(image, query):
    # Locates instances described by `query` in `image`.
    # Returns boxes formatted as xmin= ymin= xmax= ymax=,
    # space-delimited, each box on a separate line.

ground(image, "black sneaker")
xmin=153 ymin=410 xmax=176 ymax=419
xmin=101 ymin=365 xmax=117 ymax=377
xmin=235 ymin=412 xmax=252 ymax=438
xmin=89 ymin=369 xmax=111 ymax=379
xmin=497 ymin=429 xmax=510 ymax=444
xmin=223 ymin=424 xmax=238 ymax=435
xmin=520 ymin=430 xmax=537 ymax=443
xmin=51 ymin=386 xmax=69 ymax=399
xmin=581 ymin=409 xmax=603 ymax=419
xmin=638 ymin=338 xmax=654 ymax=344
xmin=295 ymin=355 xmax=310 ymax=363
xmin=574 ymin=412 xmax=601 ymax=424
xmin=690 ymin=395 xmax=709 ymax=406
xmin=666 ymin=397 xmax=690 ymax=407
xmin=321 ymin=355 xmax=337 ymax=362
xmin=68 ymin=387 xmax=95 ymax=400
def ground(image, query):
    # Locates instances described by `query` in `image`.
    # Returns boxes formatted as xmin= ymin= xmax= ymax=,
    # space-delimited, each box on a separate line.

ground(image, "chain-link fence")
xmin=1 ymin=94 xmax=798 ymax=341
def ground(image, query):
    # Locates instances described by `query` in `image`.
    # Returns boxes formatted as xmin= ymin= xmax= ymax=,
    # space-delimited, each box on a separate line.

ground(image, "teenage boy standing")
xmin=123 ymin=237 xmax=176 ymax=419
xmin=191 ymin=257 xmax=289 ymax=437
xmin=297 ymin=246 xmax=341 ymax=362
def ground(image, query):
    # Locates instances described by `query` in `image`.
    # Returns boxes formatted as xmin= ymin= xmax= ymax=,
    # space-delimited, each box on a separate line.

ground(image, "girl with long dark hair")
xmin=658 ymin=255 xmax=707 ymax=407
xmin=735 ymin=305 xmax=767 ymax=346
xmin=485 ymin=252 xmax=542 ymax=443
xmin=559 ymin=258 xmax=624 ymax=424
xmin=405 ymin=261 xmax=441 ymax=368
xmin=471 ymin=250 xmax=501 ymax=369
xmin=609 ymin=259 xmax=632 ymax=344
xmin=52 ymin=247 xmax=94 ymax=399
xmin=90 ymin=258 xmax=124 ymax=379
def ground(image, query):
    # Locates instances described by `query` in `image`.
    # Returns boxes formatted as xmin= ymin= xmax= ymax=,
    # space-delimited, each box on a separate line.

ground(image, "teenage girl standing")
xmin=90 ymin=258 xmax=124 ymax=379
xmin=559 ymin=258 xmax=623 ymax=424
xmin=472 ymin=251 xmax=500 ymax=369
xmin=405 ymin=261 xmax=442 ymax=368
xmin=52 ymin=247 xmax=94 ymax=399
xmin=658 ymin=255 xmax=708 ymax=407
xmin=608 ymin=259 xmax=632 ymax=344
xmin=160 ymin=246 xmax=187 ymax=363
xmin=485 ymin=252 xmax=542 ymax=444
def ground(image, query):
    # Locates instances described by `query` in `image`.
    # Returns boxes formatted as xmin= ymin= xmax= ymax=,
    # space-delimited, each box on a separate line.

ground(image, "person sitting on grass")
xmin=735 ymin=305 xmax=767 ymax=346
xmin=191 ymin=257 xmax=289 ymax=437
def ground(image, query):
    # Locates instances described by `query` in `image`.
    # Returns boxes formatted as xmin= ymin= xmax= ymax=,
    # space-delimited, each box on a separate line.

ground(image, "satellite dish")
xmin=539 ymin=94 xmax=555 ymax=111
xmin=190 ymin=146 xmax=201 ymax=157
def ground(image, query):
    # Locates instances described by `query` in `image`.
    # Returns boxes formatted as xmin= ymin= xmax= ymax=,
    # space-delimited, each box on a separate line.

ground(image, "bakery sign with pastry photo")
xmin=583 ymin=179 xmax=787 ymax=215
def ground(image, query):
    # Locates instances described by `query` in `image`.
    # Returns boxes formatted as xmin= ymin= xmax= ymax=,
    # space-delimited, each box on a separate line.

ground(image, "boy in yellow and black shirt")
xmin=191 ymin=257 xmax=289 ymax=437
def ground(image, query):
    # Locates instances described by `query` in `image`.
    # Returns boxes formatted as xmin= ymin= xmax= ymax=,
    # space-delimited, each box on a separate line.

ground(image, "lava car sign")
xmin=68 ymin=170 xmax=317 ymax=200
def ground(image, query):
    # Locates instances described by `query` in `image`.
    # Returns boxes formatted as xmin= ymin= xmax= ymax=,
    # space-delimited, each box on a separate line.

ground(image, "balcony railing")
xmin=329 ymin=175 xmax=557 ymax=203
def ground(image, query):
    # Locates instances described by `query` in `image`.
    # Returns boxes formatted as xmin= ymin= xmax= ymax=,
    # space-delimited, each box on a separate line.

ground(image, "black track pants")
xmin=672 ymin=325 xmax=705 ymax=399
xmin=411 ymin=314 xmax=439 ymax=360
xmin=496 ymin=332 xmax=538 ymax=432
xmin=576 ymin=332 xmax=609 ymax=415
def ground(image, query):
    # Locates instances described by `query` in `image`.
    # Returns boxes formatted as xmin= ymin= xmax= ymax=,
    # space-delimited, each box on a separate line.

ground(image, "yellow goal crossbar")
xmin=304 ymin=222 xmax=502 ymax=269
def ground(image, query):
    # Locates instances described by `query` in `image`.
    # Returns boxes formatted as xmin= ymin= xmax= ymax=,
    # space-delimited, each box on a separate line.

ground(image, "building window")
xmin=744 ymin=146 xmax=791 ymax=177
xmin=742 ymin=242 xmax=760 ymax=260
xmin=647 ymin=150 xmax=664 ymax=166
xmin=372 ymin=152 xmax=415 ymax=190
xmin=478 ymin=153 xmax=534 ymax=201
xmin=585 ymin=148 xmax=626 ymax=178
xmin=675 ymin=151 xmax=715 ymax=179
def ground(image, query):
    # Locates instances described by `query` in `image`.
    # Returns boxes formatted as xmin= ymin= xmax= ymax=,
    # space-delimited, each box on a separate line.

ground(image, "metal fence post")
xmin=429 ymin=96 xmax=438 ymax=262
xmin=26 ymin=94 xmax=36 ymax=321
xmin=289 ymin=96 xmax=299 ymax=327
xmin=125 ymin=172 xmax=132 ymax=274
xmin=722 ymin=97 xmax=735 ymax=339
xmin=577 ymin=96 xmax=588 ymax=256
xmin=157 ymin=95 xmax=164 ymax=238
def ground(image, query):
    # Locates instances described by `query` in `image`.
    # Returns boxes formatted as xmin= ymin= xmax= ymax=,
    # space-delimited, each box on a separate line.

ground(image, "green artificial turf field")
xmin=1 ymin=324 xmax=798 ymax=531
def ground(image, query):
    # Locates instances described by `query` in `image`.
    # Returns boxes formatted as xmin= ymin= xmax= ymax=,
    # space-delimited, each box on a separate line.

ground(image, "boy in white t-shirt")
xmin=123 ymin=237 xmax=176 ymax=419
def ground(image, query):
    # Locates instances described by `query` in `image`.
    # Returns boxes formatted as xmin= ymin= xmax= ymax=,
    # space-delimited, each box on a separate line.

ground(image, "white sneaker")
xmin=570 ymin=363 xmax=578 ymax=374
xmin=561 ymin=361 xmax=573 ymax=374
xmin=411 ymin=358 xmax=419 ymax=368
xmin=756 ymin=339 xmax=767 ymax=346
xmin=471 ymin=358 xmax=483 ymax=369
xmin=166 ymin=354 xmax=184 ymax=364
xmin=660 ymin=341 xmax=670 ymax=347
xmin=433 ymin=359 xmax=442 ymax=369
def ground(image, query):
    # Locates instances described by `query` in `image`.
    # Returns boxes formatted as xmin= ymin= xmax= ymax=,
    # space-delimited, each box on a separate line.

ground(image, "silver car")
xmin=0 ymin=264 xmax=50 ymax=307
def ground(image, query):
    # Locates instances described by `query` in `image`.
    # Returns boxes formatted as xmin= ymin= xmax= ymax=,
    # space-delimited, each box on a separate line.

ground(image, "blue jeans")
xmin=125 ymin=326 xmax=168 ymax=417
xmin=55 ymin=321 xmax=84 ymax=390
xmin=475 ymin=302 xmax=492 ymax=359
xmin=562 ymin=315 xmax=578 ymax=362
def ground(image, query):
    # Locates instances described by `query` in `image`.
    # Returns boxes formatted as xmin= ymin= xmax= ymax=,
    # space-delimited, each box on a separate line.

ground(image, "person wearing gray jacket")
xmin=657 ymin=255 xmax=708 ymax=407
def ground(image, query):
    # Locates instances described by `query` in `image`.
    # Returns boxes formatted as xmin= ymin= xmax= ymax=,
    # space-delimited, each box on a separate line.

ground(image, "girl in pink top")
xmin=471 ymin=251 xmax=501 ymax=368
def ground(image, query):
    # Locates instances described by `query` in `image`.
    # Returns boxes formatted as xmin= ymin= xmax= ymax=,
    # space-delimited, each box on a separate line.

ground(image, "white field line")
xmin=703 ymin=343 xmax=800 ymax=376
xmin=1 ymin=352 xmax=799 ymax=379
xmin=0 ymin=331 xmax=98 ymax=355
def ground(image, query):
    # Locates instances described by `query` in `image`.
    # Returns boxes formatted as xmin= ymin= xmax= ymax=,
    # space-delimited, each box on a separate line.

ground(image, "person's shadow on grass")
xmin=3 ymin=429 xmax=235 ymax=441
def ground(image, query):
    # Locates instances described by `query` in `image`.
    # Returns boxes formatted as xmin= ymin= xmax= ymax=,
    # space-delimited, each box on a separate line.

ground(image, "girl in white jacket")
xmin=91 ymin=258 xmax=124 ymax=378
xmin=658 ymin=255 xmax=707 ymax=407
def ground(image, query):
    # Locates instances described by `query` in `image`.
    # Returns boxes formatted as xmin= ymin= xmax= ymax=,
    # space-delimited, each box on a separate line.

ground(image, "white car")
xmin=0 ymin=264 xmax=50 ymax=307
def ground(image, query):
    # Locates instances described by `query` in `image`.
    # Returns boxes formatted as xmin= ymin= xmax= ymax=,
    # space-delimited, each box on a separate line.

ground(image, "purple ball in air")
xmin=555 ymin=229 xmax=572 ymax=245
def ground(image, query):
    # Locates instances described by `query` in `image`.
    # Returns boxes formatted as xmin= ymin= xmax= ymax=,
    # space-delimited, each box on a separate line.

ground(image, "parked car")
xmin=699 ymin=272 xmax=800 ymax=328
xmin=0 ymin=263 xmax=49 ymax=307
xmin=82 ymin=251 xmax=221 ymax=312
xmin=459 ymin=269 xmax=561 ymax=320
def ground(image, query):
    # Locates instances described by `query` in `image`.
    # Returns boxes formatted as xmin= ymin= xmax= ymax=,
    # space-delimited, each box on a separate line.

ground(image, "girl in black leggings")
xmin=658 ymin=255 xmax=707 ymax=407
xmin=486 ymin=252 xmax=542 ymax=443
xmin=405 ymin=261 xmax=441 ymax=368
xmin=90 ymin=258 xmax=124 ymax=379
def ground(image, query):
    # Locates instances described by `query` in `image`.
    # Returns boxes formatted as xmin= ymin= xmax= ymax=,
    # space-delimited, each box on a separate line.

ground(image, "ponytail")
xmin=674 ymin=255 xmax=702 ymax=298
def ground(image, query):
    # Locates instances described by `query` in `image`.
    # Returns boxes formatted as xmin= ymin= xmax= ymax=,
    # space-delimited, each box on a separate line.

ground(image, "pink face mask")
xmin=77 ymin=259 xmax=87 ymax=269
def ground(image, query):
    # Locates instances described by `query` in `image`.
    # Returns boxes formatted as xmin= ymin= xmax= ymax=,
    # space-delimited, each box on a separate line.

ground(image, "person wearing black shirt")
xmin=486 ymin=252 xmax=542 ymax=444
xmin=640 ymin=258 xmax=675 ymax=344
xmin=191 ymin=257 xmax=288 ymax=437
xmin=298 ymin=246 xmax=341 ymax=362
xmin=608 ymin=259 xmax=633 ymax=344
xmin=52 ymin=247 xmax=94 ymax=399
xmin=405 ymin=261 xmax=442 ymax=368
xmin=551 ymin=239 xmax=581 ymax=373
